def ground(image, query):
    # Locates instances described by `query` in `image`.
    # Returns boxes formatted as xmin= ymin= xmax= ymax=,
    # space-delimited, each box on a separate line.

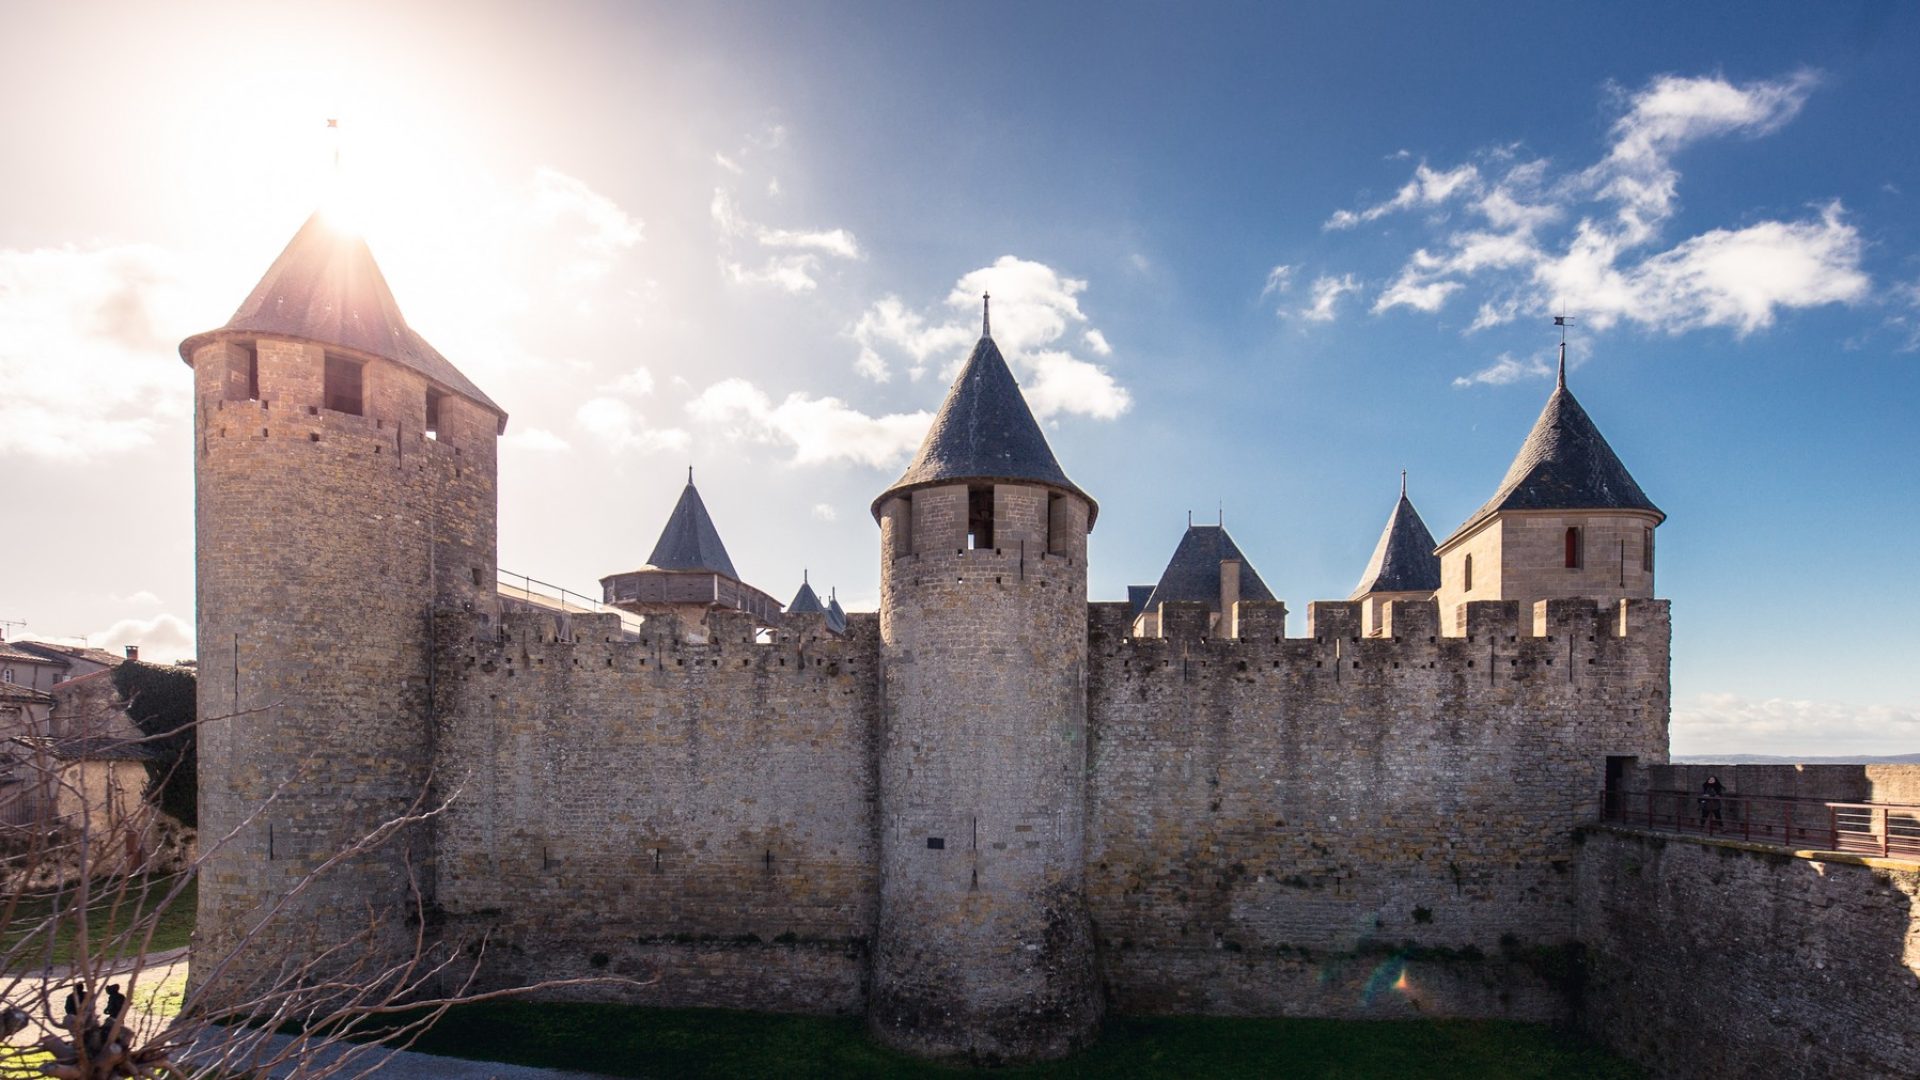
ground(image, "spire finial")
xmin=1400 ymin=469 xmax=1407 ymax=497
xmin=803 ymin=568 xmax=808 ymax=585
xmin=688 ymin=464 xmax=694 ymax=486
xmin=982 ymin=292 xmax=991 ymax=338
xmin=1553 ymin=314 xmax=1574 ymax=389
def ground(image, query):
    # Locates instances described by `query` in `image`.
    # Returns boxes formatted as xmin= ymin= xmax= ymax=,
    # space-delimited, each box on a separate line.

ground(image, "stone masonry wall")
xmin=870 ymin=487 xmax=1100 ymax=1062
xmin=1576 ymin=827 xmax=1920 ymax=1079
xmin=1085 ymin=595 xmax=1671 ymax=1020
xmin=193 ymin=335 xmax=496 ymax=1008
xmin=429 ymin=607 xmax=880 ymax=1015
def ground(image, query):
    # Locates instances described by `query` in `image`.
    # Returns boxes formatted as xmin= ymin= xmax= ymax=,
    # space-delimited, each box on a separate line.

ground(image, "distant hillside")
xmin=1673 ymin=753 xmax=1920 ymax=765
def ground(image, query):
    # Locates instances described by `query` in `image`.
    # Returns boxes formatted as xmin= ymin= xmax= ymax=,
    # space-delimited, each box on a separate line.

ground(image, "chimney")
xmin=1218 ymin=559 xmax=1242 ymax=638
xmin=124 ymin=645 xmax=139 ymax=661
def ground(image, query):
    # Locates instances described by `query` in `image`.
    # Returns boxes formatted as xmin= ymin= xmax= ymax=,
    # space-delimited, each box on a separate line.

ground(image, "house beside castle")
xmin=182 ymin=211 xmax=1919 ymax=1077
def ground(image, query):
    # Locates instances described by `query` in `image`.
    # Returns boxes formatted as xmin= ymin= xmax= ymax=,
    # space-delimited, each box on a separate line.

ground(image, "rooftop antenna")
xmin=982 ymin=292 xmax=991 ymax=337
xmin=1553 ymin=314 xmax=1575 ymax=388
xmin=0 ymin=618 xmax=24 ymax=639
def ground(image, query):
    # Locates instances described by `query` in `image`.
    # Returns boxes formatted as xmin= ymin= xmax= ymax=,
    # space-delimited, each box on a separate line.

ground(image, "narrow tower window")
xmin=1564 ymin=527 xmax=1583 ymax=569
xmin=1047 ymin=493 xmax=1069 ymax=555
xmin=1643 ymin=528 xmax=1654 ymax=575
xmin=966 ymin=486 xmax=994 ymax=551
xmin=323 ymin=353 xmax=364 ymax=416
xmin=1463 ymin=554 xmax=1473 ymax=592
xmin=425 ymin=389 xmax=446 ymax=440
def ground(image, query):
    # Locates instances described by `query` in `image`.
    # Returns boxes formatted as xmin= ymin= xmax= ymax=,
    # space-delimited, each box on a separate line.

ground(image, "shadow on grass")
xmin=401 ymin=1002 xmax=1644 ymax=1080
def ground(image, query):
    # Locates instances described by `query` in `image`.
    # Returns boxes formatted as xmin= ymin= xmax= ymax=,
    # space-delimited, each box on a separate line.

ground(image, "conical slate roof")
xmin=1140 ymin=524 xmax=1275 ymax=614
xmin=644 ymin=477 xmax=740 ymax=580
xmin=786 ymin=574 xmax=825 ymax=615
xmin=825 ymin=593 xmax=848 ymax=636
xmin=1350 ymin=482 xmax=1441 ymax=599
xmin=872 ymin=311 xmax=1095 ymax=524
xmin=1443 ymin=365 xmax=1662 ymax=546
xmin=179 ymin=211 xmax=507 ymax=432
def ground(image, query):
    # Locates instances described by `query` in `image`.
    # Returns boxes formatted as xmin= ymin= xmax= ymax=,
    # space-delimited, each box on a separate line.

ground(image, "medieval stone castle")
xmin=182 ymin=213 xmax=1918 ymax=1077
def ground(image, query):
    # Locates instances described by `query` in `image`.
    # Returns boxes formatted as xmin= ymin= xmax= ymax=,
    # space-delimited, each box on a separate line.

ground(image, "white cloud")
xmin=1585 ymin=71 xmax=1816 ymax=242
xmin=712 ymin=188 xmax=860 ymax=258
xmin=0 ymin=242 xmax=207 ymax=462
xmin=531 ymin=167 xmax=642 ymax=284
xmin=850 ymin=256 xmax=1131 ymax=421
xmin=1261 ymin=264 xmax=1294 ymax=298
xmin=811 ymin=503 xmax=837 ymax=522
xmin=600 ymin=366 xmax=656 ymax=397
xmin=1298 ymin=273 xmax=1362 ymax=322
xmin=1451 ymin=351 xmax=1555 ymax=388
xmin=89 ymin=614 xmax=195 ymax=665
xmin=119 ymin=590 xmax=163 ymax=608
xmin=1374 ymin=271 xmax=1463 ymax=314
xmin=1673 ymin=692 xmax=1920 ymax=758
xmin=1325 ymin=162 xmax=1482 ymax=230
xmin=686 ymin=377 xmax=929 ymax=469
xmin=714 ymin=152 xmax=743 ymax=175
xmin=503 ymin=427 xmax=572 ymax=453
xmin=850 ymin=295 xmax=975 ymax=382
xmin=1021 ymin=351 xmax=1132 ymax=421
xmin=723 ymin=254 xmax=823 ymax=293
xmin=1306 ymin=70 xmax=1869 ymax=375
xmin=575 ymin=396 xmax=690 ymax=456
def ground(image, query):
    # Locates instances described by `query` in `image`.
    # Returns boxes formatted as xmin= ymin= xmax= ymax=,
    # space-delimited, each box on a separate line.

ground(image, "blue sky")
xmin=2 ymin=1 xmax=1916 ymax=755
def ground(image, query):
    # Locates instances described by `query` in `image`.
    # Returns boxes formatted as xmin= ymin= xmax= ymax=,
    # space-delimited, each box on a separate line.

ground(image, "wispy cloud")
xmin=1261 ymin=264 xmax=1294 ymax=299
xmin=1673 ymin=692 xmax=1920 ymax=758
xmin=1298 ymin=273 xmax=1362 ymax=322
xmin=1326 ymin=162 xmax=1481 ymax=231
xmin=711 ymin=187 xmax=862 ymax=294
xmin=1451 ymin=351 xmax=1555 ymax=388
xmin=1305 ymin=70 xmax=1874 ymax=378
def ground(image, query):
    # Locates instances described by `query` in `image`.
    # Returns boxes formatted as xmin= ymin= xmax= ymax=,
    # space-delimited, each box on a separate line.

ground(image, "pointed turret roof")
xmin=1350 ymin=476 xmax=1441 ymax=599
xmin=179 ymin=211 xmax=506 ymax=432
xmin=1140 ymin=523 xmax=1275 ymax=614
xmin=786 ymin=572 xmax=825 ymax=615
xmin=1442 ymin=360 xmax=1663 ymax=547
xmin=644 ymin=473 xmax=740 ymax=580
xmin=825 ymin=591 xmax=848 ymax=636
xmin=872 ymin=298 xmax=1095 ymax=524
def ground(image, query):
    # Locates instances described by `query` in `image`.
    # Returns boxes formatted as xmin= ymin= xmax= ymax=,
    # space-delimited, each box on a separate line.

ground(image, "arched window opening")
xmin=1463 ymin=554 xmax=1473 ymax=593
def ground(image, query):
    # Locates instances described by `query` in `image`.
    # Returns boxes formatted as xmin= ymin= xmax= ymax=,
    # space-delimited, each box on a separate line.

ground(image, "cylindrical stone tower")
xmin=868 ymin=302 xmax=1101 ymax=1061
xmin=181 ymin=211 xmax=504 ymax=1007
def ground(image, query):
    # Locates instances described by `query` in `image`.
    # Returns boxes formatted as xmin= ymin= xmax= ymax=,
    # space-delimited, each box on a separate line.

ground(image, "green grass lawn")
xmin=402 ymin=1003 xmax=1644 ymax=1080
xmin=1 ymin=875 xmax=196 ymax=969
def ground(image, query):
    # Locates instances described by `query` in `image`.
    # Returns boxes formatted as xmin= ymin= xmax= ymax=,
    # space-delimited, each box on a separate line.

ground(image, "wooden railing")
xmin=1601 ymin=788 xmax=1920 ymax=860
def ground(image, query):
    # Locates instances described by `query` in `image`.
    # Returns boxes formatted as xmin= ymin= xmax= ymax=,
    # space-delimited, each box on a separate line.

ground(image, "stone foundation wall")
xmin=1576 ymin=827 xmax=1920 ymax=1079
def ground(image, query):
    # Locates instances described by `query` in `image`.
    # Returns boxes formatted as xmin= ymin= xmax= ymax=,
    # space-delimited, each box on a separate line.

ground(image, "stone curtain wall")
xmin=430 ymin=607 xmax=881 ymax=1014
xmin=1084 ymin=596 xmax=1671 ymax=1019
xmin=1576 ymin=828 xmax=1920 ymax=1079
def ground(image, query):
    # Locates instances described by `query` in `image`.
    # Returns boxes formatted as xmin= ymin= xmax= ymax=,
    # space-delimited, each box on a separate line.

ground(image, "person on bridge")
xmin=1698 ymin=775 xmax=1726 ymax=832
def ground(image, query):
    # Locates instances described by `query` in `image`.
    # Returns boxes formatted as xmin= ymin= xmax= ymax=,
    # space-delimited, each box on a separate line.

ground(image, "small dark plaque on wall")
xmin=927 ymin=837 xmax=945 ymax=850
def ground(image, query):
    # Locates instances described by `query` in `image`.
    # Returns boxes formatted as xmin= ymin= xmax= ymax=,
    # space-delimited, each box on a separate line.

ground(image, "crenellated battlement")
xmin=1107 ymin=597 xmax=1668 ymax=656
